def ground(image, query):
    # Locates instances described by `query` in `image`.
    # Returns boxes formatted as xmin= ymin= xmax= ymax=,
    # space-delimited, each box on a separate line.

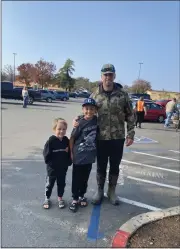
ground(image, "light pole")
xmin=13 ymin=53 xmax=17 ymax=82
xmin=138 ymin=62 xmax=143 ymax=79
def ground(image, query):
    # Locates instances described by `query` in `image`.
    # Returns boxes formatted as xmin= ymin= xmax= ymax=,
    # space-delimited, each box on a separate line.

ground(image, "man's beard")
xmin=106 ymin=82 xmax=113 ymax=87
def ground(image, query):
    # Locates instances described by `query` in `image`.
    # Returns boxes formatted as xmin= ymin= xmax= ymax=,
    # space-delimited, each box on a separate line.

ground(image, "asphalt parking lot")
xmin=1 ymin=99 xmax=180 ymax=247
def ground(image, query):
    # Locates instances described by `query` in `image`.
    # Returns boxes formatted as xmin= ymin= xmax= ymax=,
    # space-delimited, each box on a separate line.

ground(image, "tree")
xmin=131 ymin=79 xmax=152 ymax=93
xmin=1 ymin=65 xmax=14 ymax=82
xmin=1 ymin=71 xmax=8 ymax=81
xmin=17 ymin=63 xmax=36 ymax=86
xmin=90 ymin=81 xmax=101 ymax=92
xmin=123 ymin=84 xmax=131 ymax=92
xmin=68 ymin=77 xmax=76 ymax=91
xmin=74 ymin=77 xmax=90 ymax=91
xmin=47 ymin=74 xmax=60 ymax=87
xmin=35 ymin=58 xmax=56 ymax=88
xmin=57 ymin=59 xmax=75 ymax=91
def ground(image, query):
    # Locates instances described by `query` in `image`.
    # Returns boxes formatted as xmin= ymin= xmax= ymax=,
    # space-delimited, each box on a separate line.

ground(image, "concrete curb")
xmin=111 ymin=205 xmax=180 ymax=248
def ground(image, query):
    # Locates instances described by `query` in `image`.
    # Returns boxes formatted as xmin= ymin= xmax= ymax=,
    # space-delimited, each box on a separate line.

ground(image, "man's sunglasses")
xmin=101 ymin=68 xmax=115 ymax=73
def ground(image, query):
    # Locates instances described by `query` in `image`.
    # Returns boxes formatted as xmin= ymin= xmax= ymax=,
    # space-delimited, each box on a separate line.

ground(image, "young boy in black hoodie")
xmin=43 ymin=118 xmax=72 ymax=209
xmin=69 ymin=98 xmax=98 ymax=212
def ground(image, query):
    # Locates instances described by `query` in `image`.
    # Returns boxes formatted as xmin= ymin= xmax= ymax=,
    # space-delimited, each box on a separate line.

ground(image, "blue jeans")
xmin=164 ymin=112 xmax=173 ymax=127
xmin=23 ymin=96 xmax=28 ymax=108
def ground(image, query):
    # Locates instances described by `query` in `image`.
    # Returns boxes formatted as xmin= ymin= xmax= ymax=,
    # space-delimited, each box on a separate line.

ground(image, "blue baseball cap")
xmin=82 ymin=98 xmax=97 ymax=107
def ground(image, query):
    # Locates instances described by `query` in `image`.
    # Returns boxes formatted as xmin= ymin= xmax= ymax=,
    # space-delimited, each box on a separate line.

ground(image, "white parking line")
xmin=104 ymin=193 xmax=161 ymax=211
xmin=127 ymin=176 xmax=180 ymax=190
xmin=118 ymin=197 xmax=161 ymax=211
xmin=132 ymin=151 xmax=180 ymax=162
xmin=169 ymin=150 xmax=180 ymax=154
xmin=122 ymin=159 xmax=180 ymax=174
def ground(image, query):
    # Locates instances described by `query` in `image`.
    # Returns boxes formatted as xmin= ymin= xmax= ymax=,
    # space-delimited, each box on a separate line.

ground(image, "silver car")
xmin=39 ymin=90 xmax=56 ymax=103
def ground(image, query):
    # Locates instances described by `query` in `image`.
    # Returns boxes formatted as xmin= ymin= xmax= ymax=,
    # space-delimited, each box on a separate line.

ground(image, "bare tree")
xmin=131 ymin=79 xmax=152 ymax=93
xmin=1 ymin=65 xmax=14 ymax=82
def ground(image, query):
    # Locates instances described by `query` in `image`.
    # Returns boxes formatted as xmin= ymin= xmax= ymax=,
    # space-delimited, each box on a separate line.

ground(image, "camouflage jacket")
xmin=90 ymin=83 xmax=135 ymax=140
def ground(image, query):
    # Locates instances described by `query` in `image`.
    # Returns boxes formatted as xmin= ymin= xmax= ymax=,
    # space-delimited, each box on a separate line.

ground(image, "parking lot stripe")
xmin=87 ymin=204 xmax=104 ymax=241
xmin=117 ymin=196 xmax=161 ymax=211
xmin=127 ymin=176 xmax=180 ymax=190
xmin=132 ymin=151 xmax=180 ymax=162
xmin=122 ymin=159 xmax=180 ymax=174
xmin=169 ymin=150 xmax=180 ymax=154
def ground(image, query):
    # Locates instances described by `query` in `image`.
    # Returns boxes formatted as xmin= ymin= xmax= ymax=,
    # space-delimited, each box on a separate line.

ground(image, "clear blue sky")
xmin=2 ymin=1 xmax=179 ymax=91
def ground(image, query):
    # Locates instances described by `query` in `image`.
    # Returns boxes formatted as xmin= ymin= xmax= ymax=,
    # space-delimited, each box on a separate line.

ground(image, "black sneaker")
xmin=69 ymin=201 xmax=78 ymax=213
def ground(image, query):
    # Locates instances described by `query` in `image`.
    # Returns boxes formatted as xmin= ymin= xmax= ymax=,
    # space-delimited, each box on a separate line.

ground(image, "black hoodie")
xmin=43 ymin=135 xmax=72 ymax=170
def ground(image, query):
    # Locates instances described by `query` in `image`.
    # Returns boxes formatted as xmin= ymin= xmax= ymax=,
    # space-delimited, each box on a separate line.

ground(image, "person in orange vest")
xmin=135 ymin=97 xmax=147 ymax=128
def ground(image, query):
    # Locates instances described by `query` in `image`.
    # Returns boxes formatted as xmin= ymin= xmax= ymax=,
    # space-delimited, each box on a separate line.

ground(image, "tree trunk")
xmin=41 ymin=81 xmax=44 ymax=89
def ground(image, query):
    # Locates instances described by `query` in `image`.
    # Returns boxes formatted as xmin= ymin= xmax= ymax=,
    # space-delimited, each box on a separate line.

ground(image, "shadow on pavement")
xmin=143 ymin=127 xmax=177 ymax=132
xmin=1 ymin=101 xmax=66 ymax=109
xmin=69 ymin=99 xmax=84 ymax=104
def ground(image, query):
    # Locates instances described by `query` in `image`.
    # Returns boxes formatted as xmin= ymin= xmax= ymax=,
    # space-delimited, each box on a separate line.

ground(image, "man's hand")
xmin=72 ymin=117 xmax=79 ymax=128
xmin=125 ymin=137 xmax=134 ymax=147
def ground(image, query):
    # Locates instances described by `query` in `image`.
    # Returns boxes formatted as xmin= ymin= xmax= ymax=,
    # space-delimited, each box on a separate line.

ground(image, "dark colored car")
xmin=69 ymin=92 xmax=78 ymax=98
xmin=38 ymin=89 xmax=56 ymax=102
xmin=77 ymin=92 xmax=91 ymax=98
xmin=1 ymin=82 xmax=41 ymax=104
xmin=54 ymin=91 xmax=69 ymax=101
xmin=129 ymin=93 xmax=151 ymax=100
xmin=132 ymin=100 xmax=166 ymax=123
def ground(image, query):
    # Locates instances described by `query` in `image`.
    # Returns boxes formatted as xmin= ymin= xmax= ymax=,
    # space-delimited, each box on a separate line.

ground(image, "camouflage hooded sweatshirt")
xmin=90 ymin=83 xmax=135 ymax=140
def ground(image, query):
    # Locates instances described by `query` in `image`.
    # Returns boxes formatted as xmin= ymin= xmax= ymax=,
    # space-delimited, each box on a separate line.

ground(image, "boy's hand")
xmin=73 ymin=117 xmax=79 ymax=128
xmin=126 ymin=137 xmax=134 ymax=147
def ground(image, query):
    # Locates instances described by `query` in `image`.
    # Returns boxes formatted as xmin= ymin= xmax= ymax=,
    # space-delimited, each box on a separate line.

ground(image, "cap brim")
xmin=101 ymin=71 xmax=114 ymax=74
xmin=82 ymin=103 xmax=97 ymax=107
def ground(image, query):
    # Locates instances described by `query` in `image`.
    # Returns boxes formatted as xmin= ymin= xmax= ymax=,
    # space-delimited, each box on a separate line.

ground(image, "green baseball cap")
xmin=101 ymin=64 xmax=116 ymax=74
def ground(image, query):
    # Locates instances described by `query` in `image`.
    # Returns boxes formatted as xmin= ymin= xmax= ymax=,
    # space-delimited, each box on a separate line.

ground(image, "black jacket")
xmin=43 ymin=135 xmax=72 ymax=169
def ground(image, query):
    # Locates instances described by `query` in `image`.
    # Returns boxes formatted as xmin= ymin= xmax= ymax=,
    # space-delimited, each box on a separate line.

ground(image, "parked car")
xmin=1 ymin=82 xmax=41 ymax=104
xmin=54 ymin=91 xmax=69 ymax=101
xmin=132 ymin=100 xmax=166 ymax=123
xmin=129 ymin=93 xmax=151 ymax=100
xmin=48 ymin=90 xmax=57 ymax=96
xmin=77 ymin=91 xmax=91 ymax=98
xmin=69 ymin=92 xmax=78 ymax=98
xmin=39 ymin=90 xmax=56 ymax=103
xmin=132 ymin=98 xmax=153 ymax=103
xmin=155 ymin=99 xmax=171 ymax=108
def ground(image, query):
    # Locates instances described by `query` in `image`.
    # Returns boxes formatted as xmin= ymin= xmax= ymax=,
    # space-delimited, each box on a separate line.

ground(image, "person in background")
xmin=73 ymin=64 xmax=135 ymax=206
xmin=43 ymin=118 xmax=72 ymax=209
xmin=22 ymin=86 xmax=29 ymax=108
xmin=69 ymin=98 xmax=98 ymax=212
xmin=135 ymin=96 xmax=147 ymax=128
xmin=164 ymin=98 xmax=178 ymax=128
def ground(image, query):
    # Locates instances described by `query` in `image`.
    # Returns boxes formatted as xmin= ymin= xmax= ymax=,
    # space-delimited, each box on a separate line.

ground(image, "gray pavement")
xmin=1 ymin=99 xmax=180 ymax=247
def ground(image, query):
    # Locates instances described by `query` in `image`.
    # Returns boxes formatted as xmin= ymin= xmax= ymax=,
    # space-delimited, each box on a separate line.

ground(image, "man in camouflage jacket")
xmin=90 ymin=64 xmax=135 ymax=205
